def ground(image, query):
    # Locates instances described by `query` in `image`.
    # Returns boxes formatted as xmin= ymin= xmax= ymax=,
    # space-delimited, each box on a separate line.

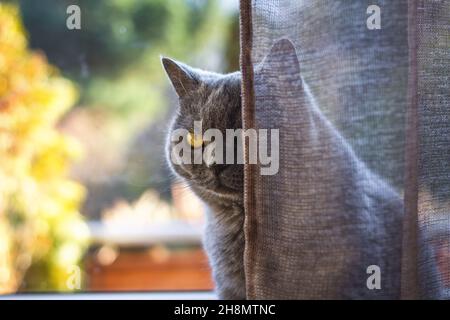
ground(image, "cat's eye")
xmin=187 ymin=131 xmax=203 ymax=148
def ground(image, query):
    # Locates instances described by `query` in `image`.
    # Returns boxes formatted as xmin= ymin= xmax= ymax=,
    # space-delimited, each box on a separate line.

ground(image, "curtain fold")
xmin=401 ymin=0 xmax=420 ymax=299
xmin=239 ymin=0 xmax=258 ymax=298
xmin=407 ymin=0 xmax=450 ymax=299
xmin=240 ymin=0 xmax=449 ymax=299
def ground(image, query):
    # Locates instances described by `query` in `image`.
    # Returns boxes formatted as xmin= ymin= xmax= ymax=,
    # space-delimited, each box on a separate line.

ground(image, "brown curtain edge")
xmin=240 ymin=0 xmax=424 ymax=299
xmin=401 ymin=0 xmax=420 ymax=299
xmin=239 ymin=0 xmax=257 ymax=299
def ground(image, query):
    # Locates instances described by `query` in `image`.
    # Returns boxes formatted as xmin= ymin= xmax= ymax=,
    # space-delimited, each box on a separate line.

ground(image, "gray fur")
xmin=162 ymin=57 xmax=246 ymax=299
xmin=162 ymin=53 xmax=405 ymax=299
xmin=250 ymin=39 xmax=404 ymax=299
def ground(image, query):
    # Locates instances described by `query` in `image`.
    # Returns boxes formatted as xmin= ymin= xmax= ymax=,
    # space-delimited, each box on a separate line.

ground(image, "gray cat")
xmin=162 ymin=46 xmax=405 ymax=299
xmin=162 ymin=57 xmax=246 ymax=299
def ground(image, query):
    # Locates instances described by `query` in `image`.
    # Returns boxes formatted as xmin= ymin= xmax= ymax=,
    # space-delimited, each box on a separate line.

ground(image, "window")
xmin=0 ymin=0 xmax=239 ymax=297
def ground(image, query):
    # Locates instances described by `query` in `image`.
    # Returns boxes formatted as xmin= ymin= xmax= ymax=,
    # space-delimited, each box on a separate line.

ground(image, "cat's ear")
xmin=259 ymin=38 xmax=301 ymax=77
xmin=161 ymin=57 xmax=201 ymax=98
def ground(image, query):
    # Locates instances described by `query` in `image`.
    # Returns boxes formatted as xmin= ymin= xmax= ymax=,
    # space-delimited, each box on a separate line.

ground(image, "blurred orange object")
xmin=85 ymin=247 xmax=213 ymax=291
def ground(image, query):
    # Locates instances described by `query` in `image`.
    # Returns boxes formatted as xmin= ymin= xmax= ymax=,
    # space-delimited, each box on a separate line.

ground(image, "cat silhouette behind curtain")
xmin=163 ymin=39 xmax=403 ymax=299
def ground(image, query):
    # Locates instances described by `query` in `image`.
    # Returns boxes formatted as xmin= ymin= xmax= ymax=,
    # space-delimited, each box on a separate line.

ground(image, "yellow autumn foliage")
xmin=0 ymin=4 xmax=88 ymax=293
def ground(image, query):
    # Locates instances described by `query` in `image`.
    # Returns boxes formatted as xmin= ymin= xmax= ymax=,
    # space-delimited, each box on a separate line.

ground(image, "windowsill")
xmin=0 ymin=291 xmax=216 ymax=300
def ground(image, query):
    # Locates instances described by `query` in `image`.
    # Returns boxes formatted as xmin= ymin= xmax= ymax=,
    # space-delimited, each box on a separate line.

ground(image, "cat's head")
xmin=162 ymin=57 xmax=243 ymax=204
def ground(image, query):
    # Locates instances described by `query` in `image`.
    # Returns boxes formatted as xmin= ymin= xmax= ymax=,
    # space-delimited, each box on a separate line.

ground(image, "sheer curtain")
xmin=240 ymin=0 xmax=449 ymax=299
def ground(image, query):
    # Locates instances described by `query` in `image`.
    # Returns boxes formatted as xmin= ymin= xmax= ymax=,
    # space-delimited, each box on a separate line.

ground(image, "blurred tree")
xmin=224 ymin=13 xmax=240 ymax=73
xmin=18 ymin=0 xmax=227 ymax=117
xmin=0 ymin=4 xmax=88 ymax=293
xmin=12 ymin=0 xmax=239 ymax=220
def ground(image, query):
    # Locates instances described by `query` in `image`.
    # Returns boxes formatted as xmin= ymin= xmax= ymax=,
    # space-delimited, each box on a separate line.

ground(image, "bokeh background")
xmin=0 ymin=0 xmax=239 ymax=293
